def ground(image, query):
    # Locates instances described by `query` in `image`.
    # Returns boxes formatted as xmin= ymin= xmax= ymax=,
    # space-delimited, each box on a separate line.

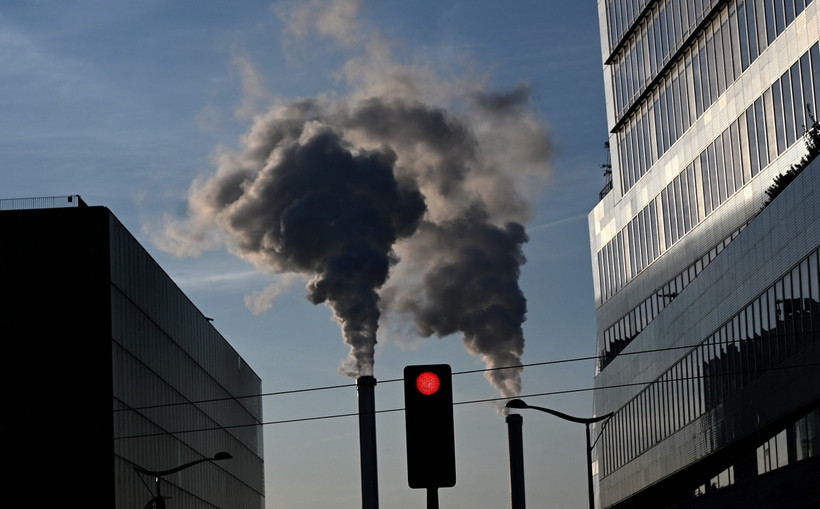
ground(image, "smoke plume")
xmin=154 ymin=0 xmax=550 ymax=395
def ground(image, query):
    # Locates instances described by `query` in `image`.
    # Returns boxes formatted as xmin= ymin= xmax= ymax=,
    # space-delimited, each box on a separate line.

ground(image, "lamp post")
xmin=133 ymin=452 xmax=233 ymax=508
xmin=505 ymin=399 xmax=612 ymax=509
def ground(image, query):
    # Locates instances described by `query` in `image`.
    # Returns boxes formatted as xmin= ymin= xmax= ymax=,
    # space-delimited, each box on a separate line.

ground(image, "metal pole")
xmin=505 ymin=400 xmax=611 ymax=509
xmin=427 ymin=487 xmax=439 ymax=509
xmin=507 ymin=414 xmax=526 ymax=509
xmin=154 ymin=477 xmax=167 ymax=509
xmin=357 ymin=376 xmax=379 ymax=509
xmin=585 ymin=423 xmax=594 ymax=509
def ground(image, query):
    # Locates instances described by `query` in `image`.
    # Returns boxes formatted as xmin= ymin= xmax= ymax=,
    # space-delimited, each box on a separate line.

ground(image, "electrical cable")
xmin=113 ymin=360 xmax=820 ymax=440
xmin=115 ymin=341 xmax=705 ymax=413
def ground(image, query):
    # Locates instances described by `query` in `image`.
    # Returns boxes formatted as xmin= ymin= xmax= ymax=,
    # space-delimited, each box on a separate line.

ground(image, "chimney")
xmin=507 ymin=413 xmax=526 ymax=509
xmin=357 ymin=376 xmax=379 ymax=509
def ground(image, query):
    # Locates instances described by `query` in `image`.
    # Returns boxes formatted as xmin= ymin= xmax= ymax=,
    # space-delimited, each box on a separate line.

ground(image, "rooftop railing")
xmin=0 ymin=195 xmax=87 ymax=211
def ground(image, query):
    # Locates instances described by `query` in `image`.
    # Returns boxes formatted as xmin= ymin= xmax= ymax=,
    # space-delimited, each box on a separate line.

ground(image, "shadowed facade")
xmin=0 ymin=197 xmax=264 ymax=508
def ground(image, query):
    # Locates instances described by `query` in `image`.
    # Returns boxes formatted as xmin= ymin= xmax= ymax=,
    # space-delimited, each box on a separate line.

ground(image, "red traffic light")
xmin=416 ymin=372 xmax=441 ymax=395
xmin=403 ymin=364 xmax=456 ymax=489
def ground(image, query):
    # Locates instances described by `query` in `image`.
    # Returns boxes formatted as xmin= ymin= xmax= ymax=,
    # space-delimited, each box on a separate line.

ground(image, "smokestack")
xmin=507 ymin=413 xmax=526 ymax=509
xmin=357 ymin=376 xmax=379 ymax=509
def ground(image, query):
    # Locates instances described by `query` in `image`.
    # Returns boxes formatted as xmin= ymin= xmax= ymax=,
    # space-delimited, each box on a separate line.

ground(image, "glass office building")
xmin=0 ymin=198 xmax=264 ymax=508
xmin=589 ymin=1 xmax=820 ymax=507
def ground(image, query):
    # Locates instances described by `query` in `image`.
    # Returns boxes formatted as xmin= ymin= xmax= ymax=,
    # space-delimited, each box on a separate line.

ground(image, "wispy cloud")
xmin=244 ymin=274 xmax=303 ymax=315
xmin=232 ymin=53 xmax=271 ymax=120
xmin=173 ymin=269 xmax=261 ymax=288
xmin=527 ymin=213 xmax=587 ymax=234
xmin=273 ymin=0 xmax=364 ymax=48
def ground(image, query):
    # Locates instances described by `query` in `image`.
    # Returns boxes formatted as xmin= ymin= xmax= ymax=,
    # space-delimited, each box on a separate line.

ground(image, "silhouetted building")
xmin=589 ymin=1 xmax=820 ymax=507
xmin=0 ymin=196 xmax=264 ymax=508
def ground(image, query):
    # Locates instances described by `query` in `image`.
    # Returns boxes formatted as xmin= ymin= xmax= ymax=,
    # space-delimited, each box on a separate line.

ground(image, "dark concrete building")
xmin=0 ymin=196 xmax=264 ymax=508
xmin=589 ymin=0 xmax=820 ymax=507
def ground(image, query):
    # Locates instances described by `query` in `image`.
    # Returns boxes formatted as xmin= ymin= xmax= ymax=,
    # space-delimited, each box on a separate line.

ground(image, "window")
xmin=711 ymin=465 xmax=735 ymax=490
xmin=714 ymin=135 xmax=727 ymax=205
xmin=714 ymin=20 xmax=727 ymax=95
xmin=774 ymin=0 xmax=785 ymax=36
xmin=699 ymin=150 xmax=712 ymax=218
xmin=738 ymin=1 xmax=750 ymax=69
xmin=755 ymin=0 xmax=769 ymax=55
xmin=795 ymin=409 xmax=820 ymax=461
xmin=746 ymin=0 xmax=760 ymax=61
xmin=705 ymin=31 xmax=717 ymax=105
xmin=662 ymin=188 xmax=672 ymax=249
xmin=681 ymin=169 xmax=692 ymax=234
xmin=693 ymin=43 xmax=704 ymax=116
xmin=671 ymin=74 xmax=681 ymax=141
xmin=800 ymin=53 xmax=814 ymax=123
xmin=784 ymin=0 xmax=795 ymax=25
xmin=812 ymin=44 xmax=820 ymax=111
xmin=773 ymin=80 xmax=787 ymax=153
xmin=791 ymin=63 xmax=805 ymax=137
xmin=763 ymin=88 xmax=778 ymax=163
xmin=782 ymin=70 xmax=796 ymax=147
xmin=755 ymin=97 xmax=769 ymax=171
xmin=764 ymin=0 xmax=776 ymax=45
xmin=729 ymin=5 xmax=742 ymax=79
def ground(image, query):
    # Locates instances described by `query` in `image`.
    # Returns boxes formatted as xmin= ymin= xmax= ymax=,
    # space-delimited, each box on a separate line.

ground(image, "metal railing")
xmin=599 ymin=180 xmax=613 ymax=201
xmin=0 ymin=195 xmax=87 ymax=211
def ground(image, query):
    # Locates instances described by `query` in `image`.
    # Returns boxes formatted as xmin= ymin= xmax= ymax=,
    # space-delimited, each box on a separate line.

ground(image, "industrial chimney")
xmin=507 ymin=413 xmax=526 ymax=509
xmin=357 ymin=376 xmax=379 ymax=509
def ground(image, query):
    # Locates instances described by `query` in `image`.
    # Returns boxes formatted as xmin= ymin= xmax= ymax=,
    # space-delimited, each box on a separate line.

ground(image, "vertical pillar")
xmin=357 ymin=376 xmax=379 ymax=509
xmin=507 ymin=413 xmax=526 ymax=509
xmin=586 ymin=423 xmax=594 ymax=509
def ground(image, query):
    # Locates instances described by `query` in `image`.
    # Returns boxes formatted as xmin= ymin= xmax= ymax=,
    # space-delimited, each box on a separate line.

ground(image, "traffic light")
xmin=403 ymin=364 xmax=456 ymax=489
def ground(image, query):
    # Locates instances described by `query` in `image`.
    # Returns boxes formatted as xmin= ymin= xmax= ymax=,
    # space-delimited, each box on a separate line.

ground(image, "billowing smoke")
xmin=154 ymin=0 xmax=550 ymax=396
xmin=381 ymin=209 xmax=528 ymax=398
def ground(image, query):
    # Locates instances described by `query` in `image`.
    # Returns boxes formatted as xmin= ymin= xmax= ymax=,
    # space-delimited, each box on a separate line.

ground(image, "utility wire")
xmin=113 ymin=360 xmax=820 ymax=440
xmin=115 ymin=341 xmax=703 ymax=414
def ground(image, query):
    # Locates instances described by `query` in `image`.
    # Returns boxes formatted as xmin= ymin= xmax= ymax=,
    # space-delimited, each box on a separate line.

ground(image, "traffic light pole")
xmin=427 ymin=488 xmax=439 ymax=509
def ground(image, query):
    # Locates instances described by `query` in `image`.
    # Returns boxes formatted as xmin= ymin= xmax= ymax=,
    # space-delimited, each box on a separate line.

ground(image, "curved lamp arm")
xmin=134 ymin=452 xmax=233 ymax=477
xmin=506 ymin=399 xmax=613 ymax=425
xmin=506 ymin=398 xmax=614 ymax=509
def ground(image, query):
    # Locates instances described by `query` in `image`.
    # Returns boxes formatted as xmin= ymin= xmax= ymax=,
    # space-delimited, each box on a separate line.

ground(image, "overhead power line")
xmin=116 ymin=342 xmax=703 ymax=414
xmin=113 ymin=360 xmax=820 ymax=441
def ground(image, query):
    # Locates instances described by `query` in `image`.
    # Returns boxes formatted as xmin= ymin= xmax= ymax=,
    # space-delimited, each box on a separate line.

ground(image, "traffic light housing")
xmin=403 ymin=364 xmax=456 ymax=489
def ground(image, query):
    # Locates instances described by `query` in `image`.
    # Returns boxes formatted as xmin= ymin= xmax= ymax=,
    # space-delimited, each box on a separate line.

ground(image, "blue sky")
xmin=0 ymin=1 xmax=608 ymax=507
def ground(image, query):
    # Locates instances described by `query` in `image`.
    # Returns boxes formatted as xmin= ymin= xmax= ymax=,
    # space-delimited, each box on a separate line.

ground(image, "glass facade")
xmin=108 ymin=212 xmax=264 ymax=509
xmin=598 ymin=42 xmax=819 ymax=306
xmin=600 ymin=246 xmax=820 ymax=476
xmin=611 ymin=0 xmax=816 ymax=192
xmin=599 ymin=223 xmax=747 ymax=371
xmin=590 ymin=0 xmax=820 ymax=506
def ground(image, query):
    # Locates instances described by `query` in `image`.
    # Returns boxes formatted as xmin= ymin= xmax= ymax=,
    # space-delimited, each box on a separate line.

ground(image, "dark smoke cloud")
xmin=341 ymin=98 xmax=477 ymax=202
xmin=472 ymin=83 xmax=532 ymax=117
xmin=153 ymin=3 xmax=551 ymax=394
xmin=186 ymin=119 xmax=425 ymax=376
xmin=382 ymin=206 xmax=528 ymax=397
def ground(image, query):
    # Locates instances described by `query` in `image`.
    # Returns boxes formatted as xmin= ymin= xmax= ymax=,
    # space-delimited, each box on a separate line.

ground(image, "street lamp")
xmin=133 ymin=452 xmax=233 ymax=508
xmin=505 ymin=399 xmax=612 ymax=509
